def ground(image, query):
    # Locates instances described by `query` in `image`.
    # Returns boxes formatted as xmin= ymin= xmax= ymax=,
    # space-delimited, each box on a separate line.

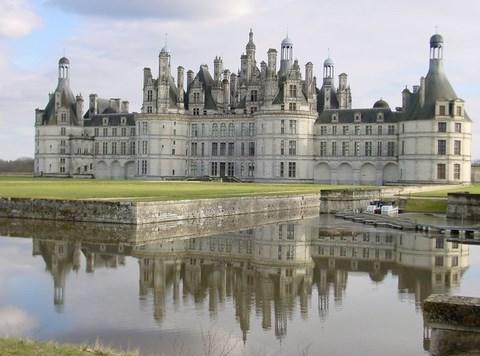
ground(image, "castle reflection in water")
xmin=31 ymin=220 xmax=469 ymax=341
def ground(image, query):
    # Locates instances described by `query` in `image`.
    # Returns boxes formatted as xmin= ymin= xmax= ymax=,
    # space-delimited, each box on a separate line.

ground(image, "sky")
xmin=0 ymin=0 xmax=479 ymax=160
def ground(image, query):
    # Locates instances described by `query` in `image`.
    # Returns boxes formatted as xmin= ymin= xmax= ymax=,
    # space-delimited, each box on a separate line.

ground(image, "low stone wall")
xmin=447 ymin=193 xmax=480 ymax=220
xmin=319 ymin=189 xmax=381 ymax=214
xmin=0 ymin=194 xmax=320 ymax=225
xmin=424 ymin=294 xmax=480 ymax=330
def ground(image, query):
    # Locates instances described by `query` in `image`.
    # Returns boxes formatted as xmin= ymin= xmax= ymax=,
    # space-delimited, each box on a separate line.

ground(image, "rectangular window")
xmin=248 ymin=142 xmax=255 ymax=156
xmin=280 ymin=120 xmax=285 ymax=134
xmin=454 ymin=140 xmax=461 ymax=155
xmin=94 ymin=128 xmax=99 ymax=136
xmin=455 ymin=123 xmax=462 ymax=133
xmin=377 ymin=125 xmax=382 ymax=136
xmin=130 ymin=127 xmax=135 ymax=136
xmin=212 ymin=124 xmax=218 ymax=136
xmin=437 ymin=163 xmax=446 ymax=179
xmin=280 ymin=140 xmax=285 ymax=155
xmin=332 ymin=142 xmax=337 ymax=156
xmin=142 ymin=141 xmax=148 ymax=155
xmin=456 ymin=106 xmax=462 ymax=117
xmin=387 ymin=142 xmax=395 ymax=156
xmin=332 ymin=126 xmax=337 ymax=136
xmin=387 ymin=125 xmax=395 ymax=135
xmin=212 ymin=142 xmax=218 ymax=156
xmin=191 ymin=142 xmax=198 ymax=156
xmin=438 ymin=122 xmax=447 ymax=132
xmin=288 ymin=162 xmax=296 ymax=178
xmin=355 ymin=125 xmax=360 ymax=135
xmin=288 ymin=103 xmax=297 ymax=111
xmin=342 ymin=142 xmax=349 ymax=156
xmin=377 ymin=141 xmax=382 ymax=156
xmin=241 ymin=142 xmax=245 ymax=156
xmin=365 ymin=142 xmax=372 ymax=156
xmin=439 ymin=105 xmax=446 ymax=116
xmin=103 ymin=127 xmax=108 ymax=137
xmin=141 ymin=160 xmax=148 ymax=175
xmin=250 ymin=90 xmax=258 ymax=102
xmin=220 ymin=142 xmax=226 ymax=156
xmin=320 ymin=142 xmax=327 ymax=156
xmin=320 ymin=126 xmax=327 ymax=135
xmin=201 ymin=142 xmax=205 ymax=156
xmin=61 ymin=127 xmax=66 ymax=136
xmin=289 ymin=85 xmax=297 ymax=97
xmin=228 ymin=142 xmax=234 ymax=156
xmin=454 ymin=163 xmax=461 ymax=180
xmin=211 ymin=162 xmax=218 ymax=176
xmin=102 ymin=142 xmax=108 ymax=155
xmin=142 ymin=122 xmax=148 ymax=135
xmin=365 ymin=125 xmax=372 ymax=135
xmin=130 ymin=141 xmax=136 ymax=155
xmin=280 ymin=162 xmax=284 ymax=177
xmin=228 ymin=123 xmax=235 ymax=137
xmin=288 ymin=140 xmax=296 ymax=155
xmin=227 ymin=162 xmax=234 ymax=176
xmin=342 ymin=125 xmax=349 ymax=135
xmin=354 ymin=142 xmax=360 ymax=156
xmin=192 ymin=124 xmax=198 ymax=137
xmin=248 ymin=122 xmax=255 ymax=136
xmin=112 ymin=128 xmax=117 ymax=137
xmin=121 ymin=142 xmax=126 ymax=155
xmin=401 ymin=140 xmax=405 ymax=155
xmin=289 ymin=120 xmax=297 ymax=134
xmin=94 ymin=142 xmax=99 ymax=154
xmin=437 ymin=140 xmax=446 ymax=155
xmin=147 ymin=90 xmax=152 ymax=102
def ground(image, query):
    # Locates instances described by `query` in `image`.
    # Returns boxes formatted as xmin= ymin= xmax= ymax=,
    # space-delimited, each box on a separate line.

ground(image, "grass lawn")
xmin=411 ymin=184 xmax=480 ymax=197
xmin=0 ymin=176 xmax=363 ymax=201
xmin=0 ymin=338 xmax=137 ymax=356
xmin=402 ymin=198 xmax=447 ymax=213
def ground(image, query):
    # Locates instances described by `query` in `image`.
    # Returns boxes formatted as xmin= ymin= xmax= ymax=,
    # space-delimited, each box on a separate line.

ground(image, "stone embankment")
xmin=0 ymin=194 xmax=320 ymax=225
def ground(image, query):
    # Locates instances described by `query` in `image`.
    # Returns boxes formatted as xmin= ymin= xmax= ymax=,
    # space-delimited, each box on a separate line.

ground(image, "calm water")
xmin=0 ymin=215 xmax=479 ymax=356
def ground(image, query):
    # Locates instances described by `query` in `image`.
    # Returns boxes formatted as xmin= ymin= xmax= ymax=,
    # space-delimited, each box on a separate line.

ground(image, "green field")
xmin=0 ymin=338 xmax=137 ymax=355
xmin=0 ymin=176 xmax=360 ymax=201
xmin=402 ymin=198 xmax=447 ymax=213
xmin=411 ymin=184 xmax=480 ymax=197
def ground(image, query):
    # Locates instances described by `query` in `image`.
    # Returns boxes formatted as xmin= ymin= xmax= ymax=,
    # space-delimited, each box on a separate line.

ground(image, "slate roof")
xmin=41 ymin=79 xmax=78 ymax=125
xmin=316 ymin=108 xmax=400 ymax=124
xmin=83 ymin=113 xmax=135 ymax=127
xmin=404 ymin=59 xmax=470 ymax=121
xmin=316 ymin=85 xmax=340 ymax=113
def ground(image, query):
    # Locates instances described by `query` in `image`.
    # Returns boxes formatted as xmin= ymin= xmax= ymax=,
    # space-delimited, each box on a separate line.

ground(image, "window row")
xmin=437 ymin=163 xmax=462 ymax=180
xmin=94 ymin=127 xmax=135 ymax=137
xmin=191 ymin=122 xmax=256 ymax=137
xmin=319 ymin=141 xmax=396 ymax=157
xmin=191 ymin=142 xmax=255 ymax=157
xmin=437 ymin=140 xmax=462 ymax=155
xmin=319 ymin=124 xmax=395 ymax=136
xmin=94 ymin=141 xmax=136 ymax=155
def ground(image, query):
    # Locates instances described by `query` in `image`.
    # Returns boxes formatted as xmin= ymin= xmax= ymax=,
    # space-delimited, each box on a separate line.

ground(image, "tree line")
xmin=0 ymin=157 xmax=34 ymax=173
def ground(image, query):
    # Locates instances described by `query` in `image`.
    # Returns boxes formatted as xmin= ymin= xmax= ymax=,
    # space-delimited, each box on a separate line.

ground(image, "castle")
xmin=34 ymin=30 xmax=472 ymax=184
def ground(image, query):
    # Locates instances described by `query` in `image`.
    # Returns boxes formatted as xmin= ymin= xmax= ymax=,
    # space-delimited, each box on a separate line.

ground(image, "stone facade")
xmin=34 ymin=31 xmax=472 ymax=184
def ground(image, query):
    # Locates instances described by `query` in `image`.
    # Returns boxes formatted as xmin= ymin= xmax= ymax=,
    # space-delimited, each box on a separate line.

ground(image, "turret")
xmin=143 ymin=67 xmax=152 ymax=86
xmin=260 ymin=61 xmax=267 ymax=81
xmin=323 ymin=57 xmax=334 ymax=84
xmin=58 ymin=57 xmax=70 ymax=84
xmin=304 ymin=62 xmax=314 ymax=98
xmin=121 ymin=100 xmax=129 ymax=113
xmin=280 ymin=36 xmax=293 ymax=75
xmin=246 ymin=28 xmax=256 ymax=60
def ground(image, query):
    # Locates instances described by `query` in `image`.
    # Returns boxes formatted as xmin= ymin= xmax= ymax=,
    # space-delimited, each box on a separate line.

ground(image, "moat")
xmin=0 ymin=214 xmax=479 ymax=355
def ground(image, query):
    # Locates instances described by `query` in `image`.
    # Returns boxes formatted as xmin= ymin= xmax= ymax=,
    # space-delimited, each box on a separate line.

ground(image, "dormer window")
xmin=250 ymin=90 xmax=258 ymax=102
xmin=121 ymin=117 xmax=126 ymax=125
xmin=61 ymin=113 xmax=67 ymax=122
xmin=289 ymin=85 xmax=297 ymax=97
xmin=456 ymin=106 xmax=463 ymax=117
xmin=377 ymin=112 xmax=384 ymax=122
xmin=193 ymin=92 xmax=200 ymax=104
xmin=102 ymin=117 xmax=108 ymax=126
xmin=354 ymin=112 xmax=361 ymax=122
xmin=331 ymin=113 xmax=338 ymax=123
xmin=439 ymin=105 xmax=446 ymax=116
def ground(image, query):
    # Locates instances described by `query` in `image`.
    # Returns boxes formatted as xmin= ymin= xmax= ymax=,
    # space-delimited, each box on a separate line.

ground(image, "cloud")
xmin=47 ymin=0 xmax=253 ymax=21
xmin=0 ymin=0 xmax=41 ymax=38
xmin=0 ymin=306 xmax=36 ymax=336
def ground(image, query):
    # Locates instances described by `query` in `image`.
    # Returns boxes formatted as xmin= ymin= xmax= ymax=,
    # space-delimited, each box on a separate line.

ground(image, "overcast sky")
xmin=0 ymin=0 xmax=479 ymax=160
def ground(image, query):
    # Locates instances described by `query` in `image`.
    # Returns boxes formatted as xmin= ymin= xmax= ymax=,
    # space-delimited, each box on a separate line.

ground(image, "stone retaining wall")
xmin=319 ymin=189 xmax=381 ymax=214
xmin=0 ymin=194 xmax=320 ymax=225
xmin=447 ymin=192 xmax=480 ymax=220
